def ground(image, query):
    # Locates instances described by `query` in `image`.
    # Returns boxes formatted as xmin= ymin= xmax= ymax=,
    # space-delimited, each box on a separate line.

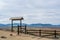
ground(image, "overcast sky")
xmin=0 ymin=0 xmax=60 ymax=25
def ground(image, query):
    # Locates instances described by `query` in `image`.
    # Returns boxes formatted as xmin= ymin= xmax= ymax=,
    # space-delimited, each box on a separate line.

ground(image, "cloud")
xmin=0 ymin=0 xmax=60 ymax=24
xmin=0 ymin=1 xmax=7 ymax=9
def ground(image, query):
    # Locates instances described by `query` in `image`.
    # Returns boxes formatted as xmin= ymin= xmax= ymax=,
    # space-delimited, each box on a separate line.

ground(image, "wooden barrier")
xmin=18 ymin=25 xmax=59 ymax=38
xmin=28 ymin=30 xmax=58 ymax=38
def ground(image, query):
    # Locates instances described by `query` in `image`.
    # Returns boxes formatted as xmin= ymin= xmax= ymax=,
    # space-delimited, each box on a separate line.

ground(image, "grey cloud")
xmin=0 ymin=0 xmax=60 ymax=24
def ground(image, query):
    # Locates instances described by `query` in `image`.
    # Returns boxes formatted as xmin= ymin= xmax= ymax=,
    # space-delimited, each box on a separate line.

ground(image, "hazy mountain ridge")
xmin=0 ymin=23 xmax=60 ymax=28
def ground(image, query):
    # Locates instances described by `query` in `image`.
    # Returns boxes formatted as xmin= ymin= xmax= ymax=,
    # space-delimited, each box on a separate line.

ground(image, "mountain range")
xmin=0 ymin=23 xmax=60 ymax=28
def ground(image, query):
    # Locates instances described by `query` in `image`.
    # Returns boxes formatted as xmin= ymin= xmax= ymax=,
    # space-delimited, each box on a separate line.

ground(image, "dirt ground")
xmin=0 ymin=30 xmax=58 ymax=40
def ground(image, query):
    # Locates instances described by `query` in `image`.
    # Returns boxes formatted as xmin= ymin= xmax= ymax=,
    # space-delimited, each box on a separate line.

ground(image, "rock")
xmin=10 ymin=34 xmax=13 ymax=36
xmin=1 ymin=36 xmax=7 ymax=39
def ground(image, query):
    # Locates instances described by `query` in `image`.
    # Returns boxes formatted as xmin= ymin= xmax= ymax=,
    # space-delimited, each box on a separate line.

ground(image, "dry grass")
xmin=0 ymin=30 xmax=55 ymax=40
xmin=0 ymin=27 xmax=60 ymax=40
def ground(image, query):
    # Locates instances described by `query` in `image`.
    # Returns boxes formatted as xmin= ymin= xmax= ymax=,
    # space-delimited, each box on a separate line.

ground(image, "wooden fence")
xmin=17 ymin=25 xmax=60 ymax=38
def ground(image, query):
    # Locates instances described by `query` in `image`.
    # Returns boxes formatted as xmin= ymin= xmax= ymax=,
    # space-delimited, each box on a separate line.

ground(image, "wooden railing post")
xmin=20 ymin=25 xmax=22 ymax=33
xmin=54 ymin=30 xmax=57 ymax=38
xmin=17 ymin=25 xmax=19 ymax=35
xmin=25 ymin=25 xmax=27 ymax=34
xmin=39 ymin=30 xmax=41 ymax=36
xmin=11 ymin=20 xmax=13 ymax=32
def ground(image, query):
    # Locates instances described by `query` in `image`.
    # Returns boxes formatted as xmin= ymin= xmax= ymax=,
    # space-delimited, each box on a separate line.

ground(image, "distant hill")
xmin=0 ymin=23 xmax=60 ymax=28
xmin=28 ymin=23 xmax=52 ymax=27
xmin=0 ymin=24 xmax=7 ymax=27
